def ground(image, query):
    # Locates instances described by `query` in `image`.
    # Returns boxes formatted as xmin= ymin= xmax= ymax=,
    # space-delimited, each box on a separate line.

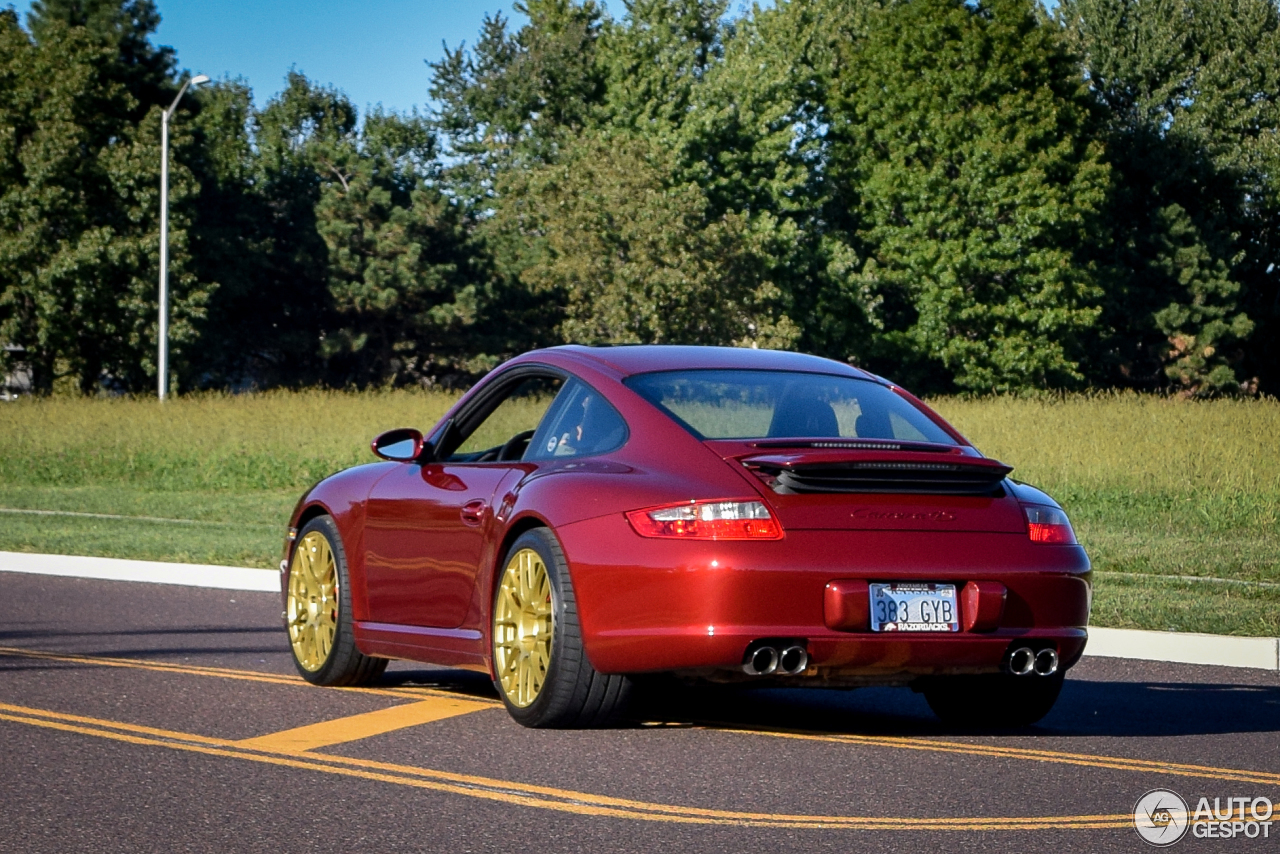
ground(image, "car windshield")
xmin=624 ymin=369 xmax=958 ymax=444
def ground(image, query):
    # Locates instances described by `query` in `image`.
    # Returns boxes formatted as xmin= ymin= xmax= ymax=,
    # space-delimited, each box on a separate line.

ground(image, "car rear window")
xmin=623 ymin=369 xmax=958 ymax=444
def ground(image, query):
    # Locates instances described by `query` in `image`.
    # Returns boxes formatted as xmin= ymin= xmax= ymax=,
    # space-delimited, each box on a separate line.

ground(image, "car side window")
xmin=525 ymin=379 xmax=628 ymax=461
xmin=448 ymin=376 xmax=563 ymax=462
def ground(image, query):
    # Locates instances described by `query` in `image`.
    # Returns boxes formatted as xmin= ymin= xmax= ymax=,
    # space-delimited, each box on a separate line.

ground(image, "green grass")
xmin=932 ymin=393 xmax=1280 ymax=577
xmin=1090 ymin=574 xmax=1280 ymax=637
xmin=0 ymin=388 xmax=458 ymax=491
xmin=1 ymin=389 xmax=1277 ymax=636
xmin=0 ymin=389 xmax=459 ymax=567
xmin=932 ymin=393 xmax=1280 ymax=637
xmin=0 ymin=485 xmax=293 ymax=567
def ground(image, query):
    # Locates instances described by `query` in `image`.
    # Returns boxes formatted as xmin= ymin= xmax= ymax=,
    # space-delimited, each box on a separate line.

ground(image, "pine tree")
xmin=430 ymin=0 xmax=606 ymax=210
xmin=830 ymin=0 xmax=1111 ymax=392
xmin=313 ymin=111 xmax=480 ymax=385
xmin=181 ymin=78 xmax=279 ymax=388
xmin=1059 ymin=0 xmax=1278 ymax=393
xmin=601 ymin=0 xmax=726 ymax=132
xmin=506 ymin=131 xmax=800 ymax=347
xmin=27 ymin=0 xmax=174 ymax=110
xmin=675 ymin=0 xmax=883 ymax=361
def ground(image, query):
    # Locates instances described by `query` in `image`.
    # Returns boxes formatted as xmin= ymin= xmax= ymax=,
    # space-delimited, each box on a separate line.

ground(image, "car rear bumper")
xmin=557 ymin=514 xmax=1091 ymax=681
xmin=582 ymin=626 xmax=1087 ymax=685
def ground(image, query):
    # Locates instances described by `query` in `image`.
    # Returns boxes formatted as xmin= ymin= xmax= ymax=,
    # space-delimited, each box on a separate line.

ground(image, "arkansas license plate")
xmin=869 ymin=583 xmax=959 ymax=632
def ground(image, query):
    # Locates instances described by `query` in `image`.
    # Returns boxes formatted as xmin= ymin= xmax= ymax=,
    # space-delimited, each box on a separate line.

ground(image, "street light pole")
xmin=158 ymin=74 xmax=209 ymax=400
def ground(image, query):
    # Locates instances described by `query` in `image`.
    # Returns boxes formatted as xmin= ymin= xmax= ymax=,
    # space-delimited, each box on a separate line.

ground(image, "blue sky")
xmin=11 ymin=1 xmax=627 ymax=114
xmin=10 ymin=1 xmax=1053 ymax=115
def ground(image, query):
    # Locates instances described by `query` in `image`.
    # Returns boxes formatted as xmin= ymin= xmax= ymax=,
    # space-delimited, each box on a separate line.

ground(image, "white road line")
xmin=0 ymin=551 xmax=278 ymax=592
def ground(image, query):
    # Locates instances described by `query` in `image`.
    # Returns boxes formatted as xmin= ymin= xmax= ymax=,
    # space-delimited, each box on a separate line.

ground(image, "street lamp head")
xmin=165 ymin=74 xmax=210 ymax=117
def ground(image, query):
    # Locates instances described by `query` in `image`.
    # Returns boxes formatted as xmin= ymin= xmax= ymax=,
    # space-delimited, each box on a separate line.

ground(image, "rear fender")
xmin=283 ymin=462 xmax=397 ymax=622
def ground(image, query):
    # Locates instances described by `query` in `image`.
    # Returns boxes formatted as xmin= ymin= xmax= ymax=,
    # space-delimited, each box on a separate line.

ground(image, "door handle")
xmin=460 ymin=499 xmax=488 ymax=526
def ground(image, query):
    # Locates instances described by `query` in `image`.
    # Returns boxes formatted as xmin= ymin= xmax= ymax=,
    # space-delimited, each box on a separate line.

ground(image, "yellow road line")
xmin=238 ymin=697 xmax=492 ymax=752
xmin=3 ymin=645 xmax=1277 ymax=792
xmin=729 ymin=728 xmax=1280 ymax=789
xmin=0 ymin=701 xmax=1129 ymax=830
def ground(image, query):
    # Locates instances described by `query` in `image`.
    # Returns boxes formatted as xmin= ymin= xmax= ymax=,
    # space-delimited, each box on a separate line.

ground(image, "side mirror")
xmin=371 ymin=428 xmax=430 ymax=462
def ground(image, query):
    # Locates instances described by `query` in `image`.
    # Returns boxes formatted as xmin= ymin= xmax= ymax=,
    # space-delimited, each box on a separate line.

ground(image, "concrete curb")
xmin=0 ymin=550 xmax=278 ymax=592
xmin=1084 ymin=626 xmax=1280 ymax=672
xmin=3 ymin=552 xmax=1278 ymax=672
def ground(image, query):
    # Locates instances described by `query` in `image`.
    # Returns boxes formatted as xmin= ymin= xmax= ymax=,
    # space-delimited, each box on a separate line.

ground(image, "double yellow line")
xmin=2 ymin=644 xmax=1275 ymax=831
xmin=0 ymin=701 xmax=1128 ymax=830
xmin=733 ymin=729 xmax=1280 ymax=789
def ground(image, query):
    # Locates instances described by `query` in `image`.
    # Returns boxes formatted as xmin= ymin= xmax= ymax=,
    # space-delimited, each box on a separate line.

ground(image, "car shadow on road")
xmin=629 ymin=677 xmax=1280 ymax=739
xmin=1040 ymin=678 xmax=1280 ymax=737
xmin=4 ymin=626 xmax=1275 ymax=739
xmin=0 ymin=625 xmax=290 ymax=670
xmin=382 ymin=665 xmax=1280 ymax=738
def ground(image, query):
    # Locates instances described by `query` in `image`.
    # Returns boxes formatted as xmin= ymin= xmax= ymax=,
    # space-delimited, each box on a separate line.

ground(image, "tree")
xmin=670 ymin=0 xmax=883 ymax=361
xmin=601 ymin=0 xmax=727 ymax=132
xmin=313 ymin=111 xmax=481 ymax=385
xmin=829 ymin=0 xmax=1112 ymax=392
xmin=428 ymin=1 xmax=611 ymax=362
xmin=189 ymin=73 xmax=488 ymax=389
xmin=181 ymin=77 xmax=277 ymax=388
xmin=26 ymin=0 xmax=174 ymax=110
xmin=504 ymin=131 xmax=799 ymax=347
xmin=0 ymin=9 xmax=212 ymax=393
xmin=184 ymin=72 xmax=356 ymax=389
xmin=430 ymin=0 xmax=606 ymax=210
xmin=1058 ymin=0 xmax=1277 ymax=393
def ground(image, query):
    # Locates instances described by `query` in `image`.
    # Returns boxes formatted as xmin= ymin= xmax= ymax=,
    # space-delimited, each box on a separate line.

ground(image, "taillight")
xmin=1023 ymin=505 xmax=1076 ymax=544
xmin=626 ymin=500 xmax=783 ymax=540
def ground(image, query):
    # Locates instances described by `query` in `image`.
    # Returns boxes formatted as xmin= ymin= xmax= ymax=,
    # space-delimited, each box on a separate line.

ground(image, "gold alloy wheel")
xmin=493 ymin=547 xmax=554 ymax=707
xmin=286 ymin=531 xmax=339 ymax=672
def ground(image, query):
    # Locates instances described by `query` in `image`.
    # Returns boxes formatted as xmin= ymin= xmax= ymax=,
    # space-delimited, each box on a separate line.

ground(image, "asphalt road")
xmin=0 ymin=571 xmax=1276 ymax=854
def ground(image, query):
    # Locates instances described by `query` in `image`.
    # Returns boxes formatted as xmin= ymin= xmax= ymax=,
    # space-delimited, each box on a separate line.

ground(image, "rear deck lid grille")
xmin=744 ymin=454 xmax=1012 ymax=497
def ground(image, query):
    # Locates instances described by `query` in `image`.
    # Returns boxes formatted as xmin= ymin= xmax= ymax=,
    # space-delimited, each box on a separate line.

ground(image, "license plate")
xmin=869 ymin=583 xmax=959 ymax=632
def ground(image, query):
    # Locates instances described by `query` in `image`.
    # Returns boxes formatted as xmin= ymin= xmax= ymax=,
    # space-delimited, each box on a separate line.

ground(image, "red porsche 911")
xmin=280 ymin=345 xmax=1090 ymax=728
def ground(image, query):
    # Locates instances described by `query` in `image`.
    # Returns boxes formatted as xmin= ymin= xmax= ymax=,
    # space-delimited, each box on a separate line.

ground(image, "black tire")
xmin=922 ymin=671 xmax=1065 ymax=728
xmin=285 ymin=516 xmax=388 ymax=686
xmin=491 ymin=527 xmax=632 ymax=728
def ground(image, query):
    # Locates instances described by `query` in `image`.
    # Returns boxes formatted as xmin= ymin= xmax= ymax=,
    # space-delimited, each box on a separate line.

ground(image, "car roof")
xmin=539 ymin=345 xmax=877 ymax=380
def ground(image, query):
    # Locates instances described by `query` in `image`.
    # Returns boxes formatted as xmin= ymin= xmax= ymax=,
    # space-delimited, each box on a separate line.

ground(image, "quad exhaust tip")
xmin=742 ymin=643 xmax=809 ymax=676
xmin=1007 ymin=646 xmax=1058 ymax=676
xmin=1033 ymin=648 xmax=1059 ymax=676
xmin=1009 ymin=646 xmax=1036 ymax=675
xmin=743 ymin=645 xmax=779 ymax=676
xmin=779 ymin=645 xmax=809 ymax=675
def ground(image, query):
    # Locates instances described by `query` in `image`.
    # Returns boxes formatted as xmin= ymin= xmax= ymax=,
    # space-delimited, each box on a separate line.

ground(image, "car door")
xmin=363 ymin=372 xmax=563 ymax=629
